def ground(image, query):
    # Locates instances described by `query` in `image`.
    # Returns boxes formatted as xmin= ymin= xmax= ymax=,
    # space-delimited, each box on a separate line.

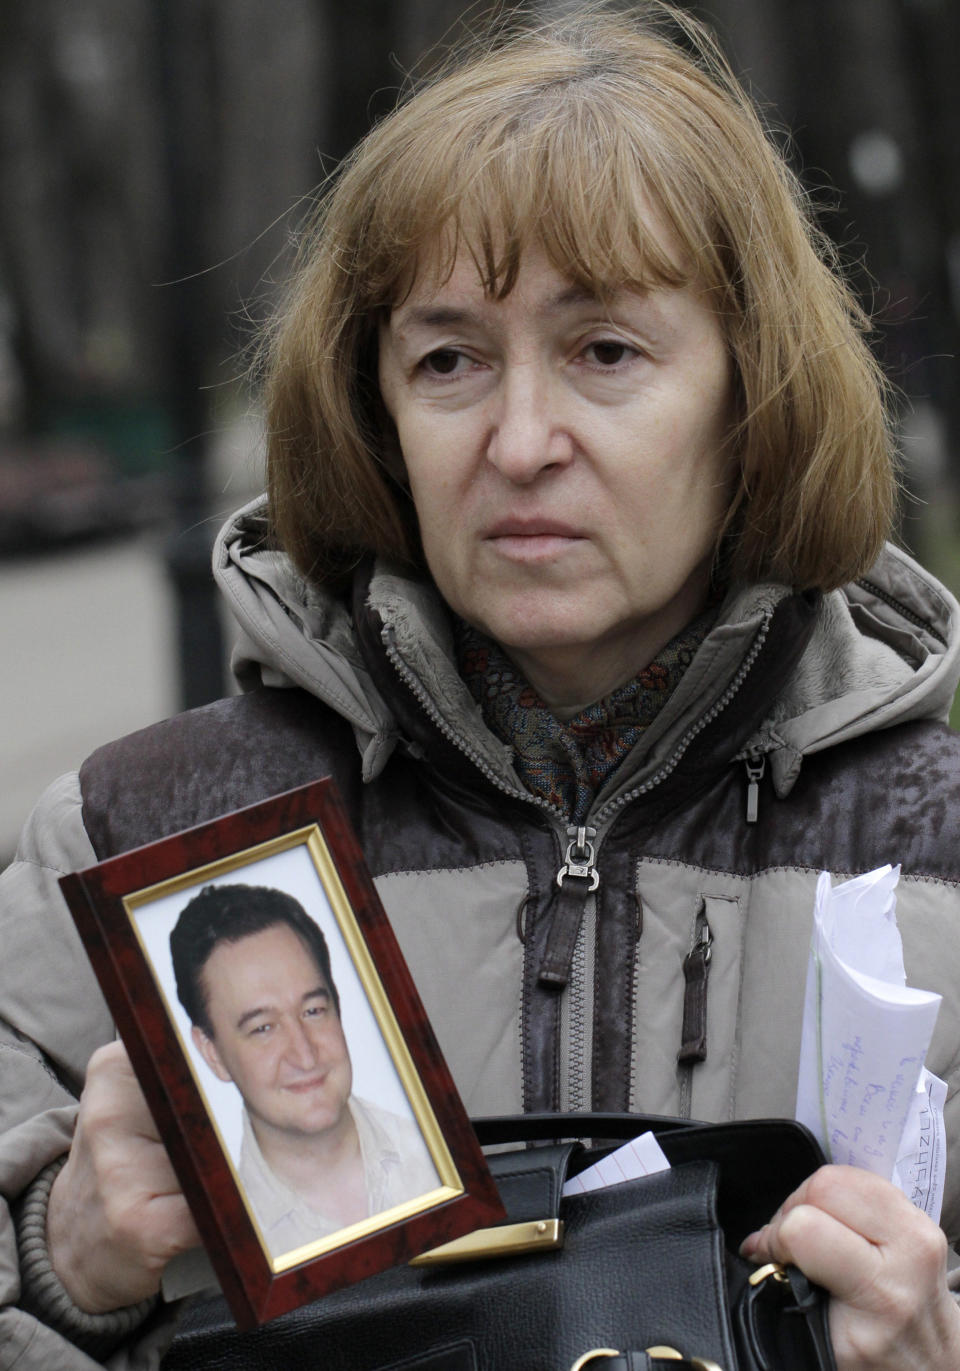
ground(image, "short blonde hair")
xmin=264 ymin=2 xmax=896 ymax=591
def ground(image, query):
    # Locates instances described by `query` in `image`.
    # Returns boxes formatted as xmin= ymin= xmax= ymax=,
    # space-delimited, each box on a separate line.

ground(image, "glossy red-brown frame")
xmin=58 ymin=777 xmax=504 ymax=1329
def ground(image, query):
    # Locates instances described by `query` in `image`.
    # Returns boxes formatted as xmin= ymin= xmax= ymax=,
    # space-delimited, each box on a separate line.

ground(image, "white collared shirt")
xmin=237 ymin=1096 xmax=441 ymax=1260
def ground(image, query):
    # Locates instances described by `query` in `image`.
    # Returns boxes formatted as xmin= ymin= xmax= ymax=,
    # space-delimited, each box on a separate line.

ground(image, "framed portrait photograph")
xmin=58 ymin=778 xmax=505 ymax=1329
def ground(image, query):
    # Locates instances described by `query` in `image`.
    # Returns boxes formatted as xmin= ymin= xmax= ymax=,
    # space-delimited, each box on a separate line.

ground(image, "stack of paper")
xmin=795 ymin=865 xmax=946 ymax=1220
xmin=562 ymin=1131 xmax=671 ymax=1196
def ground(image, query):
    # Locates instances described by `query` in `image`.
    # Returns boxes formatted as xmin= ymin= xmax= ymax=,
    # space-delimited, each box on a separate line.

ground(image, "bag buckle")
xmin=747 ymin=1261 xmax=789 ymax=1287
xmin=569 ymin=1349 xmax=726 ymax=1371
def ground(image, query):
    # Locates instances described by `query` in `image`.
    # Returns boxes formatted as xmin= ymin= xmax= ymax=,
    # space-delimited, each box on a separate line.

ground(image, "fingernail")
xmin=739 ymin=1228 xmax=762 ymax=1257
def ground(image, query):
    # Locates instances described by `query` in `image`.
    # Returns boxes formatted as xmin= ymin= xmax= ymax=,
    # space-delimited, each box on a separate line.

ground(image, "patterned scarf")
xmin=455 ymin=611 xmax=716 ymax=822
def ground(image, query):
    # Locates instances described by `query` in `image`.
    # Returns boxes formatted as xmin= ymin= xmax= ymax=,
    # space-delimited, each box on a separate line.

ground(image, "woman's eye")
xmin=421 ymin=348 xmax=464 ymax=376
xmin=583 ymin=340 xmax=636 ymax=367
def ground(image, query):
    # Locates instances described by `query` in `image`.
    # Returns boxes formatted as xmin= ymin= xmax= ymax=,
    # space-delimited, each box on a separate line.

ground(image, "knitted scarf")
xmin=455 ymin=611 xmax=716 ymax=822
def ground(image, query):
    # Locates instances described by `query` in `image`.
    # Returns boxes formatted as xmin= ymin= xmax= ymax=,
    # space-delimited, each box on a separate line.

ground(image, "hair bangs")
xmin=351 ymin=72 xmax=697 ymax=310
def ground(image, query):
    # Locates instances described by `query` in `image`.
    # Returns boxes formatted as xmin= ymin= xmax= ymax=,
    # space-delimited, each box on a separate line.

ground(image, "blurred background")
xmin=1 ymin=0 xmax=958 ymax=858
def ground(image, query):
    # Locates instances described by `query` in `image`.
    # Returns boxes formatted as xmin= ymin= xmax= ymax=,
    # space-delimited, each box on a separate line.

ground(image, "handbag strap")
xmin=473 ymin=1112 xmax=698 ymax=1147
xmin=735 ymin=1262 xmax=838 ymax=1371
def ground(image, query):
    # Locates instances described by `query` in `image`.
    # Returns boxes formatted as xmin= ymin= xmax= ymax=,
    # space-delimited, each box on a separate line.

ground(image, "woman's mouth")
xmin=483 ymin=518 xmax=586 ymax=560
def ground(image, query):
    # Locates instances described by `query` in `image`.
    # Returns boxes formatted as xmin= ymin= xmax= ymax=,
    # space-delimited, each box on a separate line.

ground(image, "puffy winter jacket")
xmin=2 ymin=496 xmax=960 ymax=1368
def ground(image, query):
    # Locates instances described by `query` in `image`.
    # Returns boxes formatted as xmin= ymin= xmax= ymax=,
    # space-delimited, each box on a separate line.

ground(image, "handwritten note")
xmin=795 ymin=866 xmax=946 ymax=1219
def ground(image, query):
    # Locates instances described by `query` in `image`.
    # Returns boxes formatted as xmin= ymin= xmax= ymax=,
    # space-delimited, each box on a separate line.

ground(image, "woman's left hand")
xmin=740 ymin=1164 xmax=960 ymax=1370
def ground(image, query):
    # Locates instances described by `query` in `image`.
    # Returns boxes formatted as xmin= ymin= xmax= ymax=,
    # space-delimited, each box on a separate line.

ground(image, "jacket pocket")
xmin=630 ymin=860 xmax=746 ymax=1120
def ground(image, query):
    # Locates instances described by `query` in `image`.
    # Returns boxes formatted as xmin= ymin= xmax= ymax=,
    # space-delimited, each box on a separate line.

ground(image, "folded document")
xmin=795 ymin=865 xmax=946 ymax=1221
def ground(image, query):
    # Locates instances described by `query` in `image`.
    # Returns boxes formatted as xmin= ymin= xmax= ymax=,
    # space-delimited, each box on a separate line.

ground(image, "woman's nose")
xmin=485 ymin=363 xmax=574 ymax=482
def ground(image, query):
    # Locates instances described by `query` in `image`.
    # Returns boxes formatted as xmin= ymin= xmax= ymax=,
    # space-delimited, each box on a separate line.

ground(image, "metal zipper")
xmin=539 ymin=827 xmax=600 ymax=989
xmin=557 ymin=826 xmax=600 ymax=890
xmin=744 ymin=754 xmax=765 ymax=824
xmin=856 ymin=577 xmax=948 ymax=647
xmin=586 ymin=607 xmax=770 ymax=1117
xmin=383 ymin=607 xmax=772 ymax=835
xmin=382 ymin=624 xmax=563 ymax=818
xmin=384 ymin=623 xmax=594 ymax=1108
xmin=383 ymin=608 xmax=772 ymax=1112
xmin=564 ymin=917 xmax=588 ymax=1112
xmin=590 ymin=606 xmax=775 ymax=830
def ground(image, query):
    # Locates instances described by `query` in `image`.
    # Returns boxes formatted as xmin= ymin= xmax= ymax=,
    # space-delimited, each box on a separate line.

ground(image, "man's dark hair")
xmin=170 ymin=883 xmax=339 ymax=1037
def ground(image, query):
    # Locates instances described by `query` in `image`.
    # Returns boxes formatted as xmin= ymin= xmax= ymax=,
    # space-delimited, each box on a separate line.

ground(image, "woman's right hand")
xmin=47 ymin=1040 xmax=200 ymax=1313
xmin=741 ymin=1163 xmax=960 ymax=1371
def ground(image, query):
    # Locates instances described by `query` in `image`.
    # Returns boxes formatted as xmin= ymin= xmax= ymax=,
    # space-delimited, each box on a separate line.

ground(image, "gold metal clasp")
xmin=568 ymin=1347 xmax=725 ymax=1371
xmin=410 ymin=1218 xmax=564 ymax=1266
xmin=747 ymin=1261 xmax=789 ymax=1287
xmin=568 ymin=1351 xmax=619 ymax=1371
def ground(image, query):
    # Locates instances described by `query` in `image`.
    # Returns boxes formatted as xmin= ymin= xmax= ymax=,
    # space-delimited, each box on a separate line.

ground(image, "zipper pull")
xmin=678 ymin=910 xmax=712 ymax=1064
xmin=556 ymin=826 xmax=599 ymax=891
xmin=538 ymin=827 xmax=600 ymax=989
xmin=744 ymin=755 xmax=765 ymax=824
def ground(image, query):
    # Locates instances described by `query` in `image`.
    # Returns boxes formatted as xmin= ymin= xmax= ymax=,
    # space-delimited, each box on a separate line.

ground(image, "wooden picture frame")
xmin=59 ymin=778 xmax=504 ymax=1329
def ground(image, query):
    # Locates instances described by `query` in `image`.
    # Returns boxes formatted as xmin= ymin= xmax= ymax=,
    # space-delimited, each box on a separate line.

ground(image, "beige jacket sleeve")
xmin=0 ymin=774 xmax=176 ymax=1370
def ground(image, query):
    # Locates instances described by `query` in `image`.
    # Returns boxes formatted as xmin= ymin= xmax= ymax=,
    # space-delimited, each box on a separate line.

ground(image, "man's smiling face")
xmin=192 ymin=922 xmax=353 ymax=1145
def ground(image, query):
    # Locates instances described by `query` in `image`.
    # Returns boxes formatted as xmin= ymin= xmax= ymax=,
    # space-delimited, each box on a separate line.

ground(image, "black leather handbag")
xmin=162 ymin=1113 xmax=837 ymax=1371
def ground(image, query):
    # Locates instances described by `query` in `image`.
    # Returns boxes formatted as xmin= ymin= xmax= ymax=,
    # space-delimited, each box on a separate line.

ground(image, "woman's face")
xmin=378 ymin=240 xmax=735 ymax=713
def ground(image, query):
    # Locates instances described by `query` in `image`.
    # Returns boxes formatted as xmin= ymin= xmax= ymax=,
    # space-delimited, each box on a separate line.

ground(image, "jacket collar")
xmin=214 ymin=498 xmax=960 ymax=805
xmin=355 ymin=558 xmax=819 ymax=817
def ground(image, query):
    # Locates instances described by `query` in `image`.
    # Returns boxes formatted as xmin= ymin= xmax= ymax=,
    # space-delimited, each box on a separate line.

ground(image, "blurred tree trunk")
xmin=0 ymin=3 xmax=167 ymax=429
xmin=701 ymin=0 xmax=960 ymax=559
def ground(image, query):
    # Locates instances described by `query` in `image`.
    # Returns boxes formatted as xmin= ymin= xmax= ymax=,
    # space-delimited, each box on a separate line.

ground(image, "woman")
xmin=2 ymin=5 xmax=960 ymax=1369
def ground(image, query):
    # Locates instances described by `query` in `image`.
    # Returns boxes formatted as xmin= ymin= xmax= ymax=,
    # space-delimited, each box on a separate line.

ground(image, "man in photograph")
xmin=169 ymin=883 xmax=440 ymax=1258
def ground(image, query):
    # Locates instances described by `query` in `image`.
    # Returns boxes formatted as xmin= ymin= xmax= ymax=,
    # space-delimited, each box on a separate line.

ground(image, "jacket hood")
xmin=214 ymin=496 xmax=960 ymax=798
xmin=214 ymin=498 xmax=399 ymax=780
xmin=757 ymin=546 xmax=960 ymax=795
